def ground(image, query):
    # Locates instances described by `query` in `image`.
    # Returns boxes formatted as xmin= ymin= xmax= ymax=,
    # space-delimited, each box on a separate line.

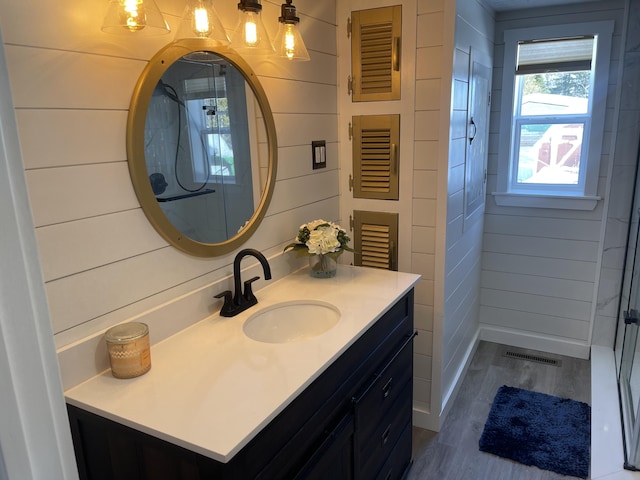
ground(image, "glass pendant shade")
xmin=101 ymin=0 xmax=170 ymax=35
xmin=275 ymin=0 xmax=309 ymax=61
xmin=230 ymin=0 xmax=275 ymax=55
xmin=175 ymin=0 xmax=229 ymax=43
xmin=275 ymin=22 xmax=309 ymax=61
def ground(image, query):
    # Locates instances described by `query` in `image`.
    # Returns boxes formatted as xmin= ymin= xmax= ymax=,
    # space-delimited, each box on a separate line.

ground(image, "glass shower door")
xmin=617 ymin=150 xmax=640 ymax=470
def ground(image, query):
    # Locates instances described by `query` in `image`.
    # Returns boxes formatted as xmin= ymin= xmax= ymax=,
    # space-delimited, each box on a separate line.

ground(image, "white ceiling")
xmin=481 ymin=0 xmax=602 ymax=12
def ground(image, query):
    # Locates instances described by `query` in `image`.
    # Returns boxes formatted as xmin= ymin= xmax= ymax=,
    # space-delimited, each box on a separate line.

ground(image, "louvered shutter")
xmin=352 ymin=114 xmax=400 ymax=200
xmin=353 ymin=211 xmax=398 ymax=271
xmin=350 ymin=6 xmax=401 ymax=102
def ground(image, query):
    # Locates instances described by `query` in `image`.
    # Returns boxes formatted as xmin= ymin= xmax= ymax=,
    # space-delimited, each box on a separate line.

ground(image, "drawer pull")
xmin=382 ymin=377 xmax=393 ymax=398
xmin=382 ymin=424 xmax=391 ymax=446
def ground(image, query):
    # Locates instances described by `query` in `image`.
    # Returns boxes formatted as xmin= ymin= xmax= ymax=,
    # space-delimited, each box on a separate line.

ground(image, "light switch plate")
xmin=312 ymin=140 xmax=326 ymax=169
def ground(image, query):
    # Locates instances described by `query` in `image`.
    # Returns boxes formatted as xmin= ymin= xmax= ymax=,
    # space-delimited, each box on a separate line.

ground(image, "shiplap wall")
xmin=413 ymin=0 xmax=494 ymax=432
xmin=0 ymin=0 xmax=339 ymax=382
xmin=439 ymin=0 xmax=494 ymax=417
xmin=481 ymin=1 xmax=625 ymax=357
xmin=412 ymin=0 xmax=442 ymax=429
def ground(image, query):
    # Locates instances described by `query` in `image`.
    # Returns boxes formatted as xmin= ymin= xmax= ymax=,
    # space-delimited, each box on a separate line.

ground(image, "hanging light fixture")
xmin=274 ymin=0 xmax=309 ymax=61
xmin=230 ymin=0 xmax=275 ymax=55
xmin=101 ymin=0 xmax=170 ymax=35
xmin=175 ymin=0 xmax=229 ymax=43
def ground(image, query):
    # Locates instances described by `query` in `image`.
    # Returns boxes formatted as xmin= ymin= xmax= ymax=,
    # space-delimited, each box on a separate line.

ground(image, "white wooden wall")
xmin=0 ymin=0 xmax=339 ymax=386
xmin=438 ymin=0 xmax=494 ymax=420
xmin=411 ymin=0 xmax=441 ymax=429
xmin=481 ymin=1 xmax=626 ymax=358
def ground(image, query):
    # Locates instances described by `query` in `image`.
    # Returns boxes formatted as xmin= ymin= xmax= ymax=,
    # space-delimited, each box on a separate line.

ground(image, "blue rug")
xmin=479 ymin=385 xmax=591 ymax=478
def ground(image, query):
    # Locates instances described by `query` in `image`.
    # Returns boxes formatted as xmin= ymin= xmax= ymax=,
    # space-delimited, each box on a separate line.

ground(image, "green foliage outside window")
xmin=523 ymin=71 xmax=591 ymax=99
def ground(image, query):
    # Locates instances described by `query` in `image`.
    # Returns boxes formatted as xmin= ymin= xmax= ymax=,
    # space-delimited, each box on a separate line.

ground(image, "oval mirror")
xmin=127 ymin=39 xmax=277 ymax=257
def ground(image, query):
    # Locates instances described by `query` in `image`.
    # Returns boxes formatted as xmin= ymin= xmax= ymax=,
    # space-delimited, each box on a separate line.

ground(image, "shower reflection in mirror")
xmin=144 ymin=54 xmax=262 ymax=244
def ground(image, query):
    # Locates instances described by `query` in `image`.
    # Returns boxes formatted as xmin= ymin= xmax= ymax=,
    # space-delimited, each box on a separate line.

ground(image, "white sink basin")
xmin=243 ymin=300 xmax=341 ymax=343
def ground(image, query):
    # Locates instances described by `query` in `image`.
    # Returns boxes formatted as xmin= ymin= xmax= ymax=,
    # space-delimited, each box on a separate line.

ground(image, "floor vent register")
xmin=504 ymin=350 xmax=561 ymax=367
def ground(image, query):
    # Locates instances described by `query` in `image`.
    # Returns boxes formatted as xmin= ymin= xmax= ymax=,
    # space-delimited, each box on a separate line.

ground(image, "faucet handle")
xmin=243 ymin=276 xmax=261 ymax=304
xmin=214 ymin=290 xmax=236 ymax=317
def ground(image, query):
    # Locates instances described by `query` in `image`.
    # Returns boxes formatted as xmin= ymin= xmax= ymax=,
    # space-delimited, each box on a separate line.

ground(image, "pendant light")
xmin=175 ymin=0 xmax=229 ymax=44
xmin=101 ymin=0 xmax=170 ymax=35
xmin=230 ymin=0 xmax=275 ymax=55
xmin=274 ymin=0 xmax=309 ymax=61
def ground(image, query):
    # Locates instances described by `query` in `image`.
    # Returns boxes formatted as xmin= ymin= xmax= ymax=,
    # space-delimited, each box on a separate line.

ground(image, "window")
xmin=494 ymin=21 xmax=614 ymax=210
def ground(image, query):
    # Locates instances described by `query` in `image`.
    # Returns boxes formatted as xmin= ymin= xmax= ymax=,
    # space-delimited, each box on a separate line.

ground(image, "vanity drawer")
xmin=357 ymin=381 xmax=412 ymax=480
xmin=353 ymin=332 xmax=414 ymax=441
xmin=374 ymin=420 xmax=412 ymax=480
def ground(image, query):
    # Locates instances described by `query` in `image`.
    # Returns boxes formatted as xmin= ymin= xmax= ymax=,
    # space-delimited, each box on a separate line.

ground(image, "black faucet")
xmin=214 ymin=249 xmax=272 ymax=317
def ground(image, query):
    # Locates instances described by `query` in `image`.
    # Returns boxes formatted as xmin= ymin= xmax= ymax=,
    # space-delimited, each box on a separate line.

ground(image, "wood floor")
xmin=407 ymin=341 xmax=591 ymax=480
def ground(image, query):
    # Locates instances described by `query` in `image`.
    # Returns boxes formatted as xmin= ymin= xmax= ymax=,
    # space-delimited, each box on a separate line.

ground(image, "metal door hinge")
xmin=349 ymin=174 xmax=354 ymax=192
xmin=348 ymin=122 xmax=353 ymax=141
xmin=347 ymin=17 xmax=352 ymax=38
xmin=625 ymin=309 xmax=640 ymax=325
xmin=347 ymin=75 xmax=353 ymax=97
xmin=349 ymin=214 xmax=354 ymax=231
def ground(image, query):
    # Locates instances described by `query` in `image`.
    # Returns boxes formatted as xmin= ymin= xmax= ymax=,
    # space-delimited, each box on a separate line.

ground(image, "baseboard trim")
xmin=413 ymin=407 xmax=441 ymax=432
xmin=440 ymin=330 xmax=480 ymax=420
xmin=479 ymin=325 xmax=590 ymax=360
xmin=413 ymin=330 xmax=481 ymax=433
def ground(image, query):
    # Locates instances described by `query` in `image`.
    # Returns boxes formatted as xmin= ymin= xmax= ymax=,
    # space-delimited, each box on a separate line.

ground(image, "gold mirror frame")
xmin=127 ymin=39 xmax=277 ymax=257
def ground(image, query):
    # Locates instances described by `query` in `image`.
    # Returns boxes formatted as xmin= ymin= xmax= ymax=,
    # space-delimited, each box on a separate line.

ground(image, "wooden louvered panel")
xmin=352 ymin=115 xmax=399 ymax=200
xmin=361 ymin=224 xmax=391 ymax=269
xmin=353 ymin=211 xmax=398 ymax=271
xmin=361 ymin=129 xmax=392 ymax=192
xmin=351 ymin=6 xmax=401 ymax=102
xmin=360 ymin=22 xmax=393 ymax=94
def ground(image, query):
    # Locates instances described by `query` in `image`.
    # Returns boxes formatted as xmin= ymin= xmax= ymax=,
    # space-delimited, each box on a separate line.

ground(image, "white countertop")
xmin=65 ymin=266 xmax=420 ymax=463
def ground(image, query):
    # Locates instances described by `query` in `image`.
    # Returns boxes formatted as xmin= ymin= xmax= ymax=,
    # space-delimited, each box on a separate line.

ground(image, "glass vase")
xmin=308 ymin=254 xmax=337 ymax=278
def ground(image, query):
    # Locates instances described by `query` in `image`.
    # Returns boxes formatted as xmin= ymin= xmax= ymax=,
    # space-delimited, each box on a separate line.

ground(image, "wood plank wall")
xmin=412 ymin=0 xmax=442 ymax=424
xmin=482 ymin=1 xmax=626 ymax=356
xmin=0 ymin=0 xmax=339 ymax=357
xmin=440 ymin=0 xmax=494 ymax=413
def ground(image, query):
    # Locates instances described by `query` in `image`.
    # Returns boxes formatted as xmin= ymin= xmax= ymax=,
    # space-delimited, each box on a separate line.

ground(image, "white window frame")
xmin=493 ymin=21 xmax=614 ymax=210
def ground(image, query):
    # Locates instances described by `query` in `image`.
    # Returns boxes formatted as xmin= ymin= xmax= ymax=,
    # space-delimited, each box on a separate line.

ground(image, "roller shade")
xmin=516 ymin=37 xmax=594 ymax=74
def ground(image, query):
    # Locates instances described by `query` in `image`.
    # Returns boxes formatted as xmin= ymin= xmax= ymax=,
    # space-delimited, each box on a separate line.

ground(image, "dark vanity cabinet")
xmin=67 ymin=289 xmax=415 ymax=480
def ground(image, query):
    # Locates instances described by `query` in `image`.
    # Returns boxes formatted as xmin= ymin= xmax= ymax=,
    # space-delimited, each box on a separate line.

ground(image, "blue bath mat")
xmin=479 ymin=385 xmax=591 ymax=478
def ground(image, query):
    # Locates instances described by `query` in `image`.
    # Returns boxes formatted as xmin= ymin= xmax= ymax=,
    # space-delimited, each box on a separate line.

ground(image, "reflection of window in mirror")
xmin=184 ymin=65 xmax=238 ymax=184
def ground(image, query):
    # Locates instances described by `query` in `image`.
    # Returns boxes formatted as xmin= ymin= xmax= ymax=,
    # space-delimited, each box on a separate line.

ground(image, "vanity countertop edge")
xmin=64 ymin=266 xmax=421 ymax=464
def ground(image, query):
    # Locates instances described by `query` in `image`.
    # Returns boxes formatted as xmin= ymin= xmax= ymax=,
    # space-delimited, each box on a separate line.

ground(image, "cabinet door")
xmin=351 ymin=114 xmax=400 ymax=200
xmin=67 ymin=405 xmax=223 ymax=480
xmin=350 ymin=6 xmax=402 ymax=102
xmin=353 ymin=210 xmax=399 ymax=270
xmin=293 ymin=414 xmax=355 ymax=480
xmin=464 ymin=53 xmax=492 ymax=229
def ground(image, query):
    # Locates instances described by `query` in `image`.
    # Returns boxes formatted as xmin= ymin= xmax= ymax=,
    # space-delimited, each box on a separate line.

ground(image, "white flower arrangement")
xmin=284 ymin=219 xmax=354 ymax=258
